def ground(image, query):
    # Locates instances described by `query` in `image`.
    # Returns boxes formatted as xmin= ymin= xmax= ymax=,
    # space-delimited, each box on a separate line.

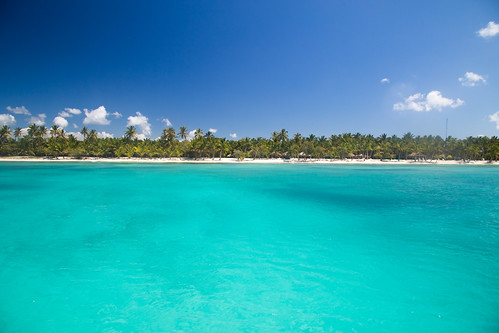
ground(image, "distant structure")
xmin=445 ymin=118 xmax=448 ymax=141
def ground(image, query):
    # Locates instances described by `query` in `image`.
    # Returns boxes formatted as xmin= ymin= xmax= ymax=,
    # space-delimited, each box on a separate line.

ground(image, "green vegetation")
xmin=0 ymin=124 xmax=498 ymax=161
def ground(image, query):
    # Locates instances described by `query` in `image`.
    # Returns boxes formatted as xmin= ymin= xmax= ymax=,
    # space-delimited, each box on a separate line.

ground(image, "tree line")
xmin=0 ymin=124 xmax=498 ymax=161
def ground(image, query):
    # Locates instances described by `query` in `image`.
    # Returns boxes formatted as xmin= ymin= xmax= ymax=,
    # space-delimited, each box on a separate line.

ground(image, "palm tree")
xmin=205 ymin=131 xmax=214 ymax=139
xmin=160 ymin=128 xmax=168 ymax=141
xmin=278 ymin=129 xmax=288 ymax=143
xmin=38 ymin=126 xmax=48 ymax=139
xmin=59 ymin=128 xmax=66 ymax=139
xmin=80 ymin=126 xmax=89 ymax=140
xmin=13 ymin=127 xmax=22 ymax=140
xmin=88 ymin=129 xmax=97 ymax=141
xmin=124 ymin=126 xmax=137 ymax=140
xmin=50 ymin=125 xmax=59 ymax=138
xmin=194 ymin=128 xmax=203 ymax=139
xmin=178 ymin=126 xmax=188 ymax=140
xmin=27 ymin=124 xmax=38 ymax=138
xmin=161 ymin=127 xmax=176 ymax=142
xmin=292 ymin=133 xmax=303 ymax=144
xmin=167 ymin=127 xmax=176 ymax=141
xmin=0 ymin=125 xmax=11 ymax=143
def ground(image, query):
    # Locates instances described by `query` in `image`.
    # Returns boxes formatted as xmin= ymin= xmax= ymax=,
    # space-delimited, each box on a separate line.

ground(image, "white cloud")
xmin=230 ymin=133 xmax=237 ymax=139
xmin=380 ymin=78 xmax=390 ymax=84
xmin=29 ymin=113 xmax=47 ymax=125
xmin=208 ymin=128 xmax=217 ymax=133
xmin=186 ymin=129 xmax=196 ymax=141
xmin=111 ymin=112 xmax=122 ymax=118
xmin=6 ymin=106 xmax=30 ymax=115
xmin=65 ymin=131 xmax=112 ymax=140
xmin=72 ymin=123 xmax=78 ymax=129
xmin=394 ymin=91 xmax=464 ymax=112
xmin=66 ymin=108 xmax=81 ymax=115
xmin=459 ymin=72 xmax=486 ymax=87
xmin=83 ymin=106 xmax=110 ymax=125
xmin=20 ymin=127 xmax=29 ymax=136
xmin=59 ymin=108 xmax=81 ymax=118
xmin=477 ymin=21 xmax=499 ymax=38
xmin=58 ymin=111 xmax=72 ymax=118
xmin=489 ymin=111 xmax=499 ymax=129
xmin=53 ymin=116 xmax=69 ymax=128
xmin=426 ymin=91 xmax=464 ymax=110
xmin=59 ymin=108 xmax=81 ymax=117
xmin=97 ymin=131 xmax=114 ymax=139
xmin=127 ymin=112 xmax=151 ymax=136
xmin=65 ymin=132 xmax=84 ymax=140
xmin=0 ymin=114 xmax=16 ymax=126
xmin=162 ymin=118 xmax=172 ymax=127
xmin=136 ymin=134 xmax=147 ymax=141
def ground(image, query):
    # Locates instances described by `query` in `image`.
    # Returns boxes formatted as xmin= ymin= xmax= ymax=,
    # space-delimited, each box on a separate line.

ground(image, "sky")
xmin=0 ymin=0 xmax=498 ymax=140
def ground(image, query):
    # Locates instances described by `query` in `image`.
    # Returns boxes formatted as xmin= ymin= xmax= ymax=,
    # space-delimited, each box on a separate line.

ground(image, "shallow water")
xmin=0 ymin=163 xmax=498 ymax=332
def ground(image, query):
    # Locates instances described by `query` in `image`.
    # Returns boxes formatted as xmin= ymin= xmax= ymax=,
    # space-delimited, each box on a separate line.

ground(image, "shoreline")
xmin=0 ymin=156 xmax=497 ymax=165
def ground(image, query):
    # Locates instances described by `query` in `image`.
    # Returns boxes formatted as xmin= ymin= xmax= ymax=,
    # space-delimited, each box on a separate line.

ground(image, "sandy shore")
xmin=0 ymin=156 xmax=497 ymax=165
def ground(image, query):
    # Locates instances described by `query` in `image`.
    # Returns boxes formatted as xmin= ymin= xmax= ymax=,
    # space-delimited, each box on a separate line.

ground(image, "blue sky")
xmin=1 ymin=0 xmax=498 ymax=139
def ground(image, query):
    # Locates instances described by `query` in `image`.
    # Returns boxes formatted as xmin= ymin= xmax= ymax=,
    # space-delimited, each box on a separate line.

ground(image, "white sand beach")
xmin=0 ymin=156 xmax=497 ymax=165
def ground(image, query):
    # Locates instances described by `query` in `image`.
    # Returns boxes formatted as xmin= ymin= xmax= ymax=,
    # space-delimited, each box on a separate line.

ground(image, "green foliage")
xmin=1 ymin=126 xmax=498 ymax=161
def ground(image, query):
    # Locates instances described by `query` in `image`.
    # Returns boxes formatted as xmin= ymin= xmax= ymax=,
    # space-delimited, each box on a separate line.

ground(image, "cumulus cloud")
xmin=83 ymin=106 xmax=110 ymax=125
xmin=135 ymin=134 xmax=147 ymax=141
xmin=20 ymin=127 xmax=29 ymax=136
xmin=0 ymin=114 xmax=16 ymax=126
xmin=162 ymin=118 xmax=172 ymax=127
xmin=72 ymin=123 xmax=78 ymax=129
xmin=394 ymin=91 xmax=464 ymax=112
xmin=58 ymin=108 xmax=81 ymax=118
xmin=208 ymin=128 xmax=217 ymax=133
xmin=459 ymin=72 xmax=486 ymax=87
xmin=477 ymin=21 xmax=499 ymax=38
xmin=489 ymin=111 xmax=499 ymax=129
xmin=111 ymin=112 xmax=122 ymax=118
xmin=6 ymin=106 xmax=31 ymax=115
xmin=63 ymin=131 xmax=112 ymax=140
xmin=63 ymin=108 xmax=81 ymax=117
xmin=380 ymin=78 xmax=390 ymax=84
xmin=230 ymin=133 xmax=237 ymax=139
xmin=186 ymin=129 xmax=196 ymax=141
xmin=53 ymin=116 xmax=69 ymax=128
xmin=127 ymin=112 xmax=151 ymax=136
xmin=65 ymin=132 xmax=84 ymax=140
xmin=29 ymin=113 xmax=47 ymax=125
xmin=97 ymin=131 xmax=114 ymax=139
xmin=67 ymin=108 xmax=81 ymax=115
xmin=58 ymin=111 xmax=71 ymax=118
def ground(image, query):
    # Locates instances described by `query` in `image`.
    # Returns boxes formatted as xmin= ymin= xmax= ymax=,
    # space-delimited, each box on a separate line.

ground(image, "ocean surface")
xmin=0 ymin=163 xmax=498 ymax=332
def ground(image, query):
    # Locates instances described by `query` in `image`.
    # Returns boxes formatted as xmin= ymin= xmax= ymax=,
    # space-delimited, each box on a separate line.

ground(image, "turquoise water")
xmin=0 ymin=163 xmax=498 ymax=332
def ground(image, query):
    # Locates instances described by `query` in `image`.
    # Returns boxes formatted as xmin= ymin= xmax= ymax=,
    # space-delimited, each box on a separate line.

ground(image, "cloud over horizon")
xmin=489 ymin=111 xmax=499 ymax=129
xmin=29 ymin=114 xmax=47 ymax=126
xmin=394 ymin=91 xmax=464 ymax=112
xmin=53 ymin=116 xmax=69 ymax=128
xmin=0 ymin=114 xmax=16 ymax=126
xmin=83 ymin=106 xmax=111 ymax=125
xmin=127 ymin=112 xmax=151 ymax=136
